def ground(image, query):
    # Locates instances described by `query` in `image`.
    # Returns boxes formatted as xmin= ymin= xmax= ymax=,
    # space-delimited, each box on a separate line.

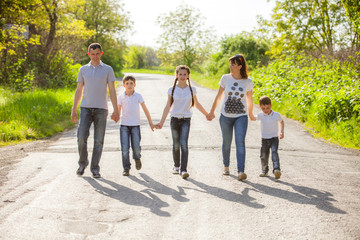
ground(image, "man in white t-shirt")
xmin=253 ymin=96 xmax=284 ymax=179
xmin=117 ymin=75 xmax=154 ymax=176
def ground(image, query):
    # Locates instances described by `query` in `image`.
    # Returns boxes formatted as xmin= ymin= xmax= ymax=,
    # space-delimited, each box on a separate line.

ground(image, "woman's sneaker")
xmin=172 ymin=167 xmax=180 ymax=174
xmin=181 ymin=171 xmax=189 ymax=179
xmin=274 ymin=169 xmax=281 ymax=179
xmin=238 ymin=172 xmax=247 ymax=181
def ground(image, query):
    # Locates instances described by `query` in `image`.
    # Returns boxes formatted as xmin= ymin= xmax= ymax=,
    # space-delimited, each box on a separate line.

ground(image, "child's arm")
xmin=279 ymin=120 xmax=284 ymax=139
xmin=207 ymin=86 xmax=224 ymax=120
xmin=194 ymin=96 xmax=208 ymax=117
xmin=246 ymin=90 xmax=256 ymax=121
xmin=140 ymin=102 xmax=154 ymax=131
xmin=157 ymin=95 xmax=172 ymax=129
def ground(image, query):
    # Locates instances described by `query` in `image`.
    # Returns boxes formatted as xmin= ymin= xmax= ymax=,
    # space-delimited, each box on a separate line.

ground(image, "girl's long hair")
xmin=229 ymin=54 xmax=248 ymax=79
xmin=170 ymin=65 xmax=194 ymax=107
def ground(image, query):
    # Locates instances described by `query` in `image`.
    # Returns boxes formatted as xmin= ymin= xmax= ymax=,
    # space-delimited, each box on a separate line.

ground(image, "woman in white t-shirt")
xmin=207 ymin=54 xmax=255 ymax=181
xmin=157 ymin=65 xmax=209 ymax=179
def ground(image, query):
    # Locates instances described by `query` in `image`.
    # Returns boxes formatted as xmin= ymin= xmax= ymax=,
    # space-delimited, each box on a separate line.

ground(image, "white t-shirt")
xmin=117 ymin=91 xmax=144 ymax=126
xmin=257 ymin=110 xmax=283 ymax=139
xmin=219 ymin=74 xmax=253 ymax=118
xmin=168 ymin=86 xmax=197 ymax=118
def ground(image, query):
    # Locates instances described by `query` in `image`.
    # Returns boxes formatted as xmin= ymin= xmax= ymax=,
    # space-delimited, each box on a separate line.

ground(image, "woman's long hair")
xmin=170 ymin=65 xmax=194 ymax=107
xmin=229 ymin=54 xmax=248 ymax=79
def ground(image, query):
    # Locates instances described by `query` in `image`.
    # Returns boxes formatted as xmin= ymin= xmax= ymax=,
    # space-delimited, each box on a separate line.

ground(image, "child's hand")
xmin=280 ymin=132 xmax=284 ymax=139
xmin=149 ymin=123 xmax=155 ymax=132
xmin=154 ymin=123 xmax=162 ymax=129
xmin=206 ymin=113 xmax=215 ymax=121
xmin=249 ymin=114 xmax=256 ymax=121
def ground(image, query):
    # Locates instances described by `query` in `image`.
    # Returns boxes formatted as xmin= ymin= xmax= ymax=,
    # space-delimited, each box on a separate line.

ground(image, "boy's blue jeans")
xmin=260 ymin=137 xmax=280 ymax=172
xmin=120 ymin=125 xmax=141 ymax=170
xmin=219 ymin=114 xmax=248 ymax=173
xmin=77 ymin=107 xmax=108 ymax=174
xmin=170 ymin=117 xmax=191 ymax=172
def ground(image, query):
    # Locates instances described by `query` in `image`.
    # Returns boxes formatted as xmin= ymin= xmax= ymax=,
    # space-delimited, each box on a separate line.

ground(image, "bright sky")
xmin=122 ymin=0 xmax=275 ymax=48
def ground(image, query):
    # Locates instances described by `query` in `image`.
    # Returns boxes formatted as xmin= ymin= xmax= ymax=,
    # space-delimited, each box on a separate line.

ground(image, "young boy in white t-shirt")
xmin=254 ymin=96 xmax=284 ymax=179
xmin=116 ymin=75 xmax=154 ymax=176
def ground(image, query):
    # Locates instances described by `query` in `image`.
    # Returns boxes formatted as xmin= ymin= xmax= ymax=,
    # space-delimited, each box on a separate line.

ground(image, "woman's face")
xmin=176 ymin=69 xmax=189 ymax=82
xmin=229 ymin=60 xmax=242 ymax=74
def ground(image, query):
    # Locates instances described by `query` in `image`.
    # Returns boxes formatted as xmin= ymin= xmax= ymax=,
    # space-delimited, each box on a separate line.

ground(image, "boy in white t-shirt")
xmin=254 ymin=96 xmax=284 ymax=179
xmin=116 ymin=75 xmax=154 ymax=176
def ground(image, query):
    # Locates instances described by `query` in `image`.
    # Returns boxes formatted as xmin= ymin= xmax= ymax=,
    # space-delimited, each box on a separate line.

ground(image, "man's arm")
xmin=71 ymin=82 xmax=84 ymax=123
xmin=108 ymin=81 xmax=119 ymax=122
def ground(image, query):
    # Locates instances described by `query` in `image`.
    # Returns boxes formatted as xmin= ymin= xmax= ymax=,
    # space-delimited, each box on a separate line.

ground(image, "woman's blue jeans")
xmin=120 ymin=125 xmax=141 ymax=170
xmin=170 ymin=117 xmax=191 ymax=172
xmin=77 ymin=107 xmax=108 ymax=174
xmin=219 ymin=114 xmax=248 ymax=173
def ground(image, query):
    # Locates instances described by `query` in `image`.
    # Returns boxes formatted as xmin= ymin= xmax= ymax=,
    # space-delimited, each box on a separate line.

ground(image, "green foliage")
xmin=204 ymin=32 xmax=270 ymax=78
xmin=252 ymin=53 xmax=360 ymax=148
xmin=0 ymin=88 xmax=75 ymax=145
xmin=124 ymin=45 xmax=160 ymax=69
xmin=156 ymin=4 xmax=217 ymax=68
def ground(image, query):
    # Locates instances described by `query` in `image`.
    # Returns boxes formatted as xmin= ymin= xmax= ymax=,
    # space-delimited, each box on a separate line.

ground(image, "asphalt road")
xmin=1 ymin=73 xmax=359 ymax=240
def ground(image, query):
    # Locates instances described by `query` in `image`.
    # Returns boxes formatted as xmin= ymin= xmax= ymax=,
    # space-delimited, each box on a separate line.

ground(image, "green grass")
xmin=0 ymin=87 xmax=76 ymax=146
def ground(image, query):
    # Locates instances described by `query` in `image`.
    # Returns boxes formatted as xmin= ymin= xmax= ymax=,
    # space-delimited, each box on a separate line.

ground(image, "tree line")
xmin=1 ymin=0 xmax=359 ymax=89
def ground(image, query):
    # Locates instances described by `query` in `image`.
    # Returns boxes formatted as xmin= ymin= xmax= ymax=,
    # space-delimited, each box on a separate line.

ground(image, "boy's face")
xmin=123 ymin=80 xmax=136 ymax=91
xmin=260 ymin=104 xmax=272 ymax=115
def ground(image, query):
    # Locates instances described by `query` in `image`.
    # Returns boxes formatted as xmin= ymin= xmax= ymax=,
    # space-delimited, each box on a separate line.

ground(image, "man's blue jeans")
xmin=170 ymin=117 xmax=191 ymax=172
xmin=219 ymin=114 xmax=248 ymax=173
xmin=77 ymin=107 xmax=108 ymax=174
xmin=260 ymin=137 xmax=280 ymax=172
xmin=120 ymin=125 xmax=141 ymax=170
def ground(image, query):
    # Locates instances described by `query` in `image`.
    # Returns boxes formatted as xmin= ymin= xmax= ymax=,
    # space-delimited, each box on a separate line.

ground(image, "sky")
xmin=122 ymin=0 xmax=275 ymax=48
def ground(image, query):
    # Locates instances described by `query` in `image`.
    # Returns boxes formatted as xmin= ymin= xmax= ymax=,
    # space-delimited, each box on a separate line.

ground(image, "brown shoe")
xmin=238 ymin=172 xmax=247 ymax=181
xmin=135 ymin=159 xmax=142 ymax=170
xmin=274 ymin=170 xmax=281 ymax=179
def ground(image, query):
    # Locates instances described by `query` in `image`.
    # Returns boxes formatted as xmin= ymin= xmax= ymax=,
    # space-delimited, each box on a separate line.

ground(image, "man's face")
xmin=88 ymin=48 xmax=103 ymax=63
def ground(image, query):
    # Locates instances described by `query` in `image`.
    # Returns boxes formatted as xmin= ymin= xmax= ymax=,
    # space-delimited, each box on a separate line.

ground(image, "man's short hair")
xmin=88 ymin=43 xmax=102 ymax=52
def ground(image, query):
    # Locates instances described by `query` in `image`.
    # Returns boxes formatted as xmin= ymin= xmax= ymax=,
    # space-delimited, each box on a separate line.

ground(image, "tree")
xmin=124 ymin=45 xmax=160 ymax=69
xmin=260 ymin=0 xmax=354 ymax=56
xmin=156 ymin=4 xmax=216 ymax=68
xmin=342 ymin=0 xmax=360 ymax=49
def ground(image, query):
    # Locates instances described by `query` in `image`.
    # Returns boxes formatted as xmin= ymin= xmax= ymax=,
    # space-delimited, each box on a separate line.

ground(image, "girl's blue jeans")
xmin=120 ymin=125 xmax=141 ymax=170
xmin=170 ymin=117 xmax=191 ymax=172
xmin=219 ymin=114 xmax=248 ymax=173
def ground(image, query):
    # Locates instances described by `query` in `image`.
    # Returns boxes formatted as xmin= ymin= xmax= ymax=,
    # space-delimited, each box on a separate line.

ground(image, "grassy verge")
xmin=0 ymin=87 xmax=76 ymax=146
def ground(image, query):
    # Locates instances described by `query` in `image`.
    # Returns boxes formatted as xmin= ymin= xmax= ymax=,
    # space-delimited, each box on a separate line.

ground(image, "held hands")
xmin=154 ymin=123 xmax=163 ymax=130
xmin=249 ymin=114 xmax=256 ymax=121
xmin=111 ymin=111 xmax=120 ymax=123
xmin=206 ymin=113 xmax=215 ymax=121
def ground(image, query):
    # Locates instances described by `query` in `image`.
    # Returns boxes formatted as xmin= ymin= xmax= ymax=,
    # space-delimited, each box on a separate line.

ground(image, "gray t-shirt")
xmin=77 ymin=61 xmax=116 ymax=109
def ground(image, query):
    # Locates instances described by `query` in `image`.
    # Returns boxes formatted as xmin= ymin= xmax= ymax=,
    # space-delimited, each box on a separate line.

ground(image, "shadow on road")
xmin=245 ymin=179 xmax=346 ymax=214
xmin=129 ymin=173 xmax=190 ymax=202
xmin=187 ymin=178 xmax=265 ymax=209
xmin=83 ymin=177 xmax=171 ymax=217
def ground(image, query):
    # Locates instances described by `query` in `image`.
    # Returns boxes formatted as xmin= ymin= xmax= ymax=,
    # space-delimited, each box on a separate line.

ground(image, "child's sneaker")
xmin=122 ymin=170 xmax=130 ymax=176
xmin=172 ymin=167 xmax=180 ymax=174
xmin=181 ymin=171 xmax=189 ymax=179
xmin=259 ymin=169 xmax=269 ymax=177
xmin=135 ymin=159 xmax=142 ymax=170
xmin=274 ymin=169 xmax=281 ymax=179
xmin=238 ymin=172 xmax=247 ymax=181
xmin=223 ymin=167 xmax=230 ymax=175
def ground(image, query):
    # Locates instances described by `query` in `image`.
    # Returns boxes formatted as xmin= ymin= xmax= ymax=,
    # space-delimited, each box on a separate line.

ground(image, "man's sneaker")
xmin=259 ymin=170 xmax=269 ymax=177
xmin=135 ymin=159 xmax=142 ymax=170
xmin=92 ymin=172 xmax=101 ymax=178
xmin=181 ymin=171 xmax=189 ymax=179
xmin=76 ymin=165 xmax=87 ymax=176
xmin=274 ymin=169 xmax=281 ymax=179
xmin=172 ymin=167 xmax=180 ymax=174
xmin=122 ymin=170 xmax=130 ymax=176
xmin=238 ymin=172 xmax=247 ymax=181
